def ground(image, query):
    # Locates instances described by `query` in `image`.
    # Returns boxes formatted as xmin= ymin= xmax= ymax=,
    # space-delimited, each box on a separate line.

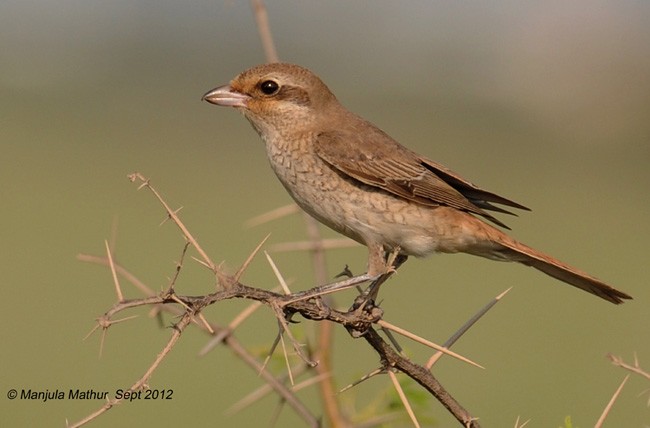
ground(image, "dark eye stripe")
xmin=277 ymin=85 xmax=310 ymax=106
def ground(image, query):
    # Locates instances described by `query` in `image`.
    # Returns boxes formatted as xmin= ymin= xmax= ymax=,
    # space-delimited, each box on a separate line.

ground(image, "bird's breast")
xmin=260 ymin=134 xmax=482 ymax=258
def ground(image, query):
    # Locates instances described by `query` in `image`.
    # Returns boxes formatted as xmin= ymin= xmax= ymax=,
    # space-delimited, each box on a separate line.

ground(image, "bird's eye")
xmin=260 ymin=80 xmax=280 ymax=95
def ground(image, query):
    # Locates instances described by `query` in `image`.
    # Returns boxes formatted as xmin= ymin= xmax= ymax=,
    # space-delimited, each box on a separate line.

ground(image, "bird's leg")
xmin=345 ymin=243 xmax=400 ymax=304
xmin=353 ymin=248 xmax=408 ymax=310
xmin=344 ymin=250 xmax=408 ymax=336
xmin=366 ymin=242 xmax=388 ymax=277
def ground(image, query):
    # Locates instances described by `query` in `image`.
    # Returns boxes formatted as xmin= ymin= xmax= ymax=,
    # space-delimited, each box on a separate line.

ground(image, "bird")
xmin=202 ymin=63 xmax=631 ymax=305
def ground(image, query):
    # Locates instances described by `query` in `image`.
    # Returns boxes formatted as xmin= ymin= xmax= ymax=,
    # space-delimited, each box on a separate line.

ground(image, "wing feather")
xmin=314 ymin=129 xmax=526 ymax=229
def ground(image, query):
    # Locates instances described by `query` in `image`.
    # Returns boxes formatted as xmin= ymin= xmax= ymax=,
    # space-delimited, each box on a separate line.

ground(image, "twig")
xmin=608 ymin=353 xmax=650 ymax=381
xmin=339 ymin=367 xmax=384 ymax=393
xmin=226 ymin=334 xmax=319 ymax=427
xmin=388 ymin=370 xmax=420 ymax=428
xmin=69 ymin=312 xmax=194 ymax=428
xmin=251 ymin=0 xmax=279 ymax=63
xmin=199 ymin=298 xmax=265 ymax=356
xmin=363 ymin=327 xmax=481 ymax=427
xmin=270 ymin=238 xmax=359 ymax=253
xmin=226 ymin=363 xmax=309 ymax=415
xmin=127 ymin=173 xmax=218 ymax=276
xmin=246 ymin=203 xmax=300 ymax=227
xmin=301 ymin=212 xmax=347 ymax=427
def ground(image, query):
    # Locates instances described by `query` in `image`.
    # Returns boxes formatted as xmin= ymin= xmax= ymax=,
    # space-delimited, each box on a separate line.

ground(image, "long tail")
xmin=491 ymin=238 xmax=632 ymax=304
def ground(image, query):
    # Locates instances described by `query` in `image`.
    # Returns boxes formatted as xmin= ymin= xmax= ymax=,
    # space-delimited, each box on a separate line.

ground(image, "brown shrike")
xmin=203 ymin=63 xmax=631 ymax=304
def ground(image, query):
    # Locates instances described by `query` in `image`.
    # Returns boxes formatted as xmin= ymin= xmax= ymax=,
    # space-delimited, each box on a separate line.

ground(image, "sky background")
xmin=2 ymin=1 xmax=649 ymax=427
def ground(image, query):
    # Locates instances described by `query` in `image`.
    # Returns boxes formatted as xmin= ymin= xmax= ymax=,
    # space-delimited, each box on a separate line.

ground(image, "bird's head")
xmin=203 ymin=63 xmax=339 ymax=138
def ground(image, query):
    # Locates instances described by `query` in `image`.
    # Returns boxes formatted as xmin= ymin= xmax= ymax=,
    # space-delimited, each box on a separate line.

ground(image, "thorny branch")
xmin=73 ymin=173 xmax=489 ymax=428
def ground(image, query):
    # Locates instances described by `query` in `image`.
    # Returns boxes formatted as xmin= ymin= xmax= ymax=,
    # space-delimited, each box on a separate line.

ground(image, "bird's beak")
xmin=202 ymin=85 xmax=250 ymax=108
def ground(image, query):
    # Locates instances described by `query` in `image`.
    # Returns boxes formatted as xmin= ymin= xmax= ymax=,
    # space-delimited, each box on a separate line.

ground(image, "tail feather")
xmin=495 ymin=240 xmax=632 ymax=305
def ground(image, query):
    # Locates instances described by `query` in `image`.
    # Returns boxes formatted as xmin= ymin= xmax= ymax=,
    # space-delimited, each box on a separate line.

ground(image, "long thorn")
xmin=426 ymin=287 xmax=511 ymax=369
xmin=235 ymin=234 xmax=271 ymax=281
xmin=595 ymin=375 xmax=629 ymax=428
xmin=377 ymin=320 xmax=483 ymax=369
xmin=105 ymin=240 xmax=123 ymax=302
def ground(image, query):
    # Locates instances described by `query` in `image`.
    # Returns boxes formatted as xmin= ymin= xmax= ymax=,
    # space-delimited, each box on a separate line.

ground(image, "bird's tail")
xmin=489 ymin=237 xmax=632 ymax=304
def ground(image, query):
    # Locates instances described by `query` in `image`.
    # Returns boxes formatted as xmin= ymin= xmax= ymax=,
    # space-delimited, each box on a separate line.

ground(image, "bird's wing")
xmin=314 ymin=129 xmax=525 ymax=229
xmin=418 ymin=157 xmax=530 ymax=213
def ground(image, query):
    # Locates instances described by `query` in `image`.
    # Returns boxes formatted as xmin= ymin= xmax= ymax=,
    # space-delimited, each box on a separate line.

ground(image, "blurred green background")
xmin=2 ymin=1 xmax=649 ymax=426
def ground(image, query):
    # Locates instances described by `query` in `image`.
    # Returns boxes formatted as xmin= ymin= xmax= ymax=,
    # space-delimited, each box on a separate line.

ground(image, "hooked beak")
xmin=202 ymin=85 xmax=250 ymax=108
